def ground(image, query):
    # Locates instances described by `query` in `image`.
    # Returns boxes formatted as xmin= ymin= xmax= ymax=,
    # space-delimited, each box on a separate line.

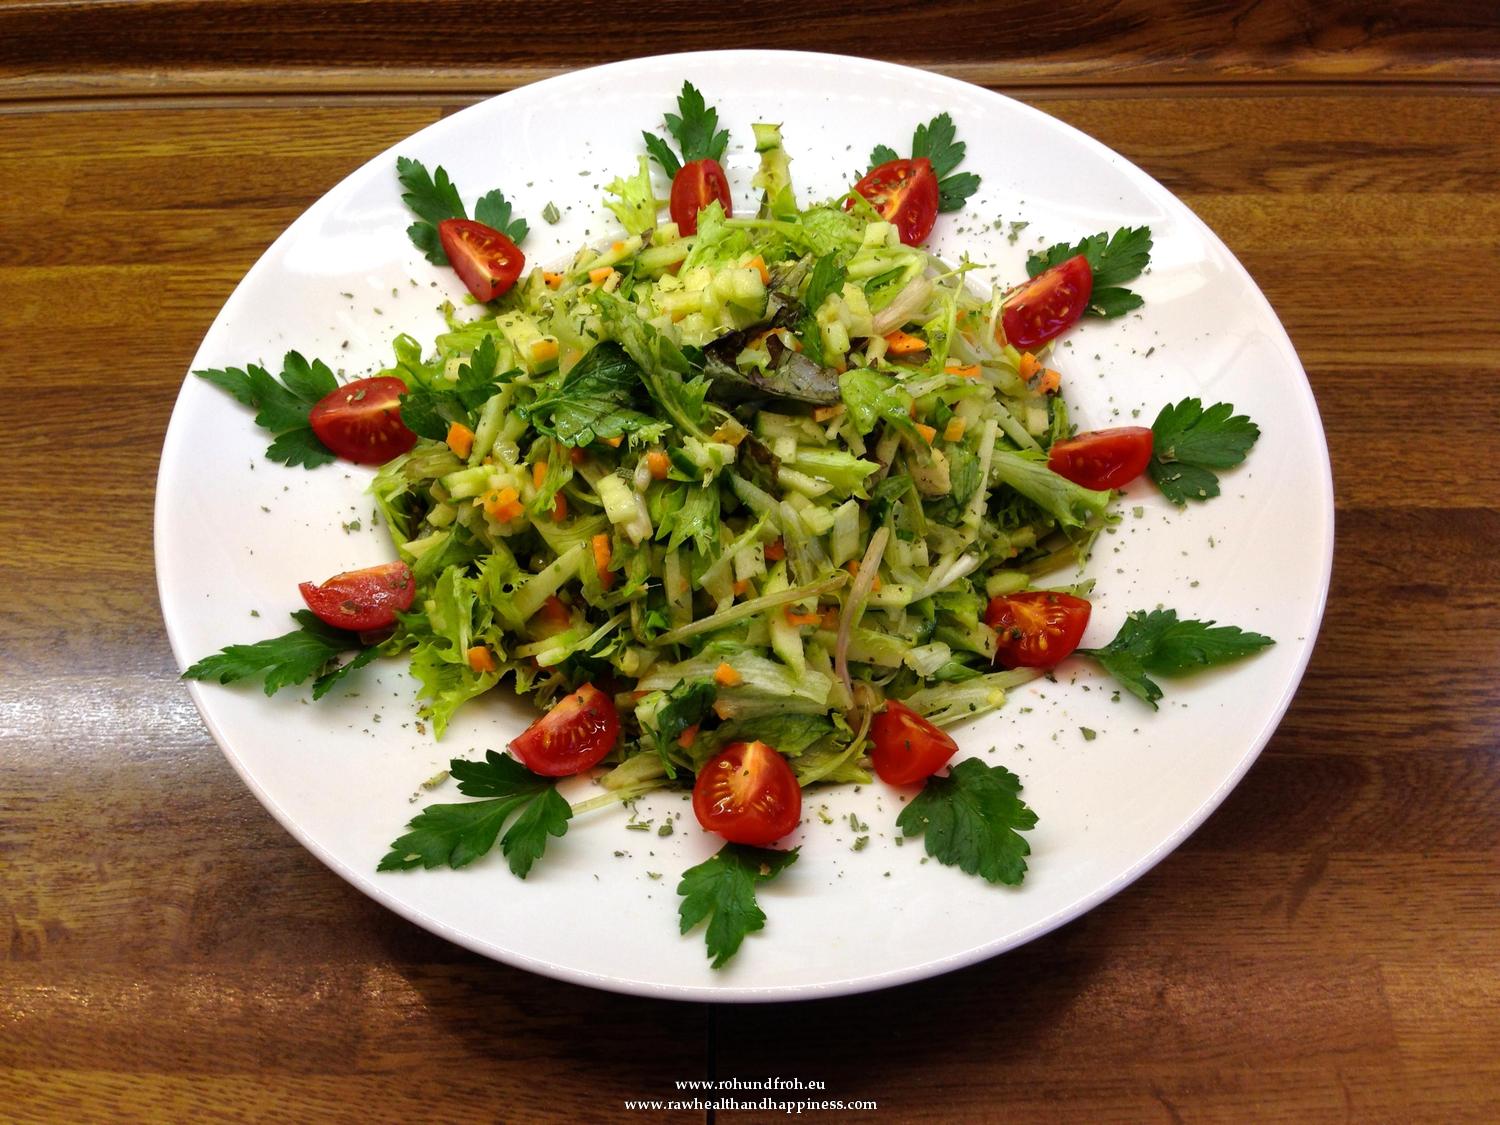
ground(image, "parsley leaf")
xmin=398 ymin=334 xmax=509 ymax=440
xmin=897 ymin=758 xmax=1038 ymax=885
xmin=644 ymin=81 xmax=729 ymax=180
xmin=182 ymin=610 xmax=375 ymax=696
xmin=1148 ymin=398 xmax=1262 ymax=505
xmin=1026 ymin=226 xmax=1153 ymax=318
xmin=643 ymin=679 xmax=717 ymax=764
xmin=396 ymin=155 xmax=528 ymax=266
xmin=379 ymin=751 xmax=571 ymax=878
xmin=194 ymin=351 xmax=338 ymax=469
xmin=797 ymin=252 xmax=846 ymax=365
xmin=677 ymin=844 xmax=799 ymax=968
xmin=868 ymin=112 xmax=981 ymax=213
xmin=1078 ymin=609 xmax=1275 ymax=708
xmin=519 ymin=340 xmax=668 ymax=448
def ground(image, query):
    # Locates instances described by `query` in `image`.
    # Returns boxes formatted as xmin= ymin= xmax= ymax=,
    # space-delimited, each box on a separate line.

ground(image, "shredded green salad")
xmin=187 ymin=86 xmax=1274 ymax=968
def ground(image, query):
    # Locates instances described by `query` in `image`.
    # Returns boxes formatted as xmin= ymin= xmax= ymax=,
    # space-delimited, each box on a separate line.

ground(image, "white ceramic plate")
xmin=156 ymin=50 xmax=1333 ymax=1001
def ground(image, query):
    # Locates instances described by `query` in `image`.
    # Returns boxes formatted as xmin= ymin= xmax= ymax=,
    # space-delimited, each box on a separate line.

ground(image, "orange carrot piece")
xmin=883 ymin=330 xmax=927 ymax=355
xmin=588 ymin=266 xmax=615 ymax=285
xmin=646 ymin=451 xmax=670 ymax=479
xmin=732 ymin=579 xmax=750 ymax=597
xmin=551 ymin=493 xmax=568 ymax=521
xmin=914 ymin=423 xmax=938 ymax=444
xmin=677 ymin=724 xmax=700 ymax=750
xmin=943 ymin=417 xmax=968 ymax=442
xmin=812 ymin=404 xmax=845 ymax=423
xmin=746 ymin=255 xmax=769 ymax=284
xmin=1018 ymin=351 xmax=1042 ymax=380
xmin=569 ymin=446 xmax=587 ymax=465
xmin=530 ymin=338 xmax=559 ymax=364
xmin=446 ymin=421 xmax=474 ymax=459
xmin=543 ymin=271 xmax=564 ymax=289
xmin=602 ymin=435 xmax=624 ymax=448
xmin=945 ymin=363 xmax=982 ymax=379
xmin=1038 ymin=368 xmax=1062 ymax=394
xmin=784 ymin=608 xmax=822 ymax=627
xmin=714 ymin=662 xmax=742 ymax=687
xmin=764 ymin=539 xmax=787 ymax=562
xmin=466 ymin=645 xmax=497 ymax=674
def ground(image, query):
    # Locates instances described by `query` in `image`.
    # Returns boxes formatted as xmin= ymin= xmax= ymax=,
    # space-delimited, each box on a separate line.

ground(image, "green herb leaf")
xmin=541 ymin=201 xmax=561 ymax=225
xmin=868 ymin=112 xmax=981 ymax=213
xmin=1078 ymin=608 xmax=1275 ymax=708
xmin=379 ymin=751 xmax=571 ymax=878
xmin=1147 ymin=397 xmax=1262 ymax=505
xmin=664 ymin=80 xmax=729 ymax=165
xmin=519 ymin=340 xmax=667 ymax=448
xmin=398 ymin=334 xmax=509 ymax=440
xmin=182 ymin=610 xmax=373 ymax=696
xmin=1026 ymin=226 xmax=1153 ymax=317
xmin=677 ymin=843 xmax=799 ymax=968
xmin=642 ymin=131 xmax=682 ymax=180
xmin=653 ymin=680 xmax=718 ymax=748
xmin=797 ymin=252 xmax=846 ymax=365
xmin=897 ymin=757 xmax=1037 ymax=885
xmin=473 ymin=189 xmax=529 ymax=245
xmin=194 ymin=352 xmax=339 ymax=469
xmin=396 ymin=156 xmax=528 ymax=266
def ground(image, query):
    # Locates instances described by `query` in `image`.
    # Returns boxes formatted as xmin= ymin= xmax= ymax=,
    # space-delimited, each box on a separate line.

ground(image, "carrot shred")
xmin=611 ymin=241 xmax=626 ymax=254
xmin=588 ymin=266 xmax=615 ymax=285
xmin=677 ymin=724 xmax=700 ymax=750
xmin=569 ymin=446 xmax=587 ymax=465
xmin=714 ymin=662 xmax=742 ymax=687
xmin=1018 ymin=351 xmax=1042 ymax=380
xmin=602 ymin=435 xmax=624 ymax=448
xmin=532 ymin=461 xmax=548 ymax=489
xmin=914 ymin=422 xmax=938 ymax=444
xmin=811 ymin=404 xmax=845 ymax=423
xmin=732 ymin=579 xmax=750 ymax=597
xmin=485 ymin=485 xmax=522 ymax=523
xmin=764 ymin=539 xmax=786 ymax=562
xmin=530 ymin=338 xmax=559 ymax=364
xmin=946 ymin=363 xmax=982 ymax=379
xmin=551 ymin=493 xmax=568 ymax=521
xmin=1039 ymin=368 xmax=1062 ymax=394
xmin=543 ymin=271 xmax=564 ymax=290
xmin=646 ymin=451 xmax=670 ymax=479
xmin=446 ymin=421 xmax=474 ymax=459
xmin=591 ymin=532 xmax=614 ymax=589
xmin=746 ymin=254 xmax=769 ymax=284
xmin=943 ymin=417 xmax=968 ymax=442
xmin=883 ymin=329 xmax=927 ymax=355
xmin=784 ymin=608 xmax=822 ymax=627
xmin=466 ymin=645 xmax=497 ymax=674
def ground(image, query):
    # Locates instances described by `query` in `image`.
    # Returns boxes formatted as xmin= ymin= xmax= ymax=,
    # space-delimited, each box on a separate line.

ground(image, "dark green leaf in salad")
xmin=193 ymin=351 xmax=338 ymax=469
xmin=1078 ymin=609 xmax=1275 ymax=708
xmin=1148 ymin=398 xmax=1262 ymax=506
xmin=677 ymin=843 xmax=799 ymax=968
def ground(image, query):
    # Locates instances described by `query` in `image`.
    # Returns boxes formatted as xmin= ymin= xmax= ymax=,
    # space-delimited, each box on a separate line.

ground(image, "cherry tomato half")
xmin=307 ymin=376 xmax=418 ymax=465
xmin=669 ymin=158 xmax=733 ymax=235
xmin=985 ymin=591 xmax=1093 ymax=669
xmin=692 ymin=741 xmax=802 ymax=846
xmin=298 ymin=560 xmax=415 ymax=632
xmin=509 ymin=684 xmax=620 ymax=777
xmin=437 ymin=218 xmax=525 ymax=302
xmin=1000 ymin=254 xmax=1094 ymax=350
xmin=870 ymin=700 xmax=958 ymax=786
xmin=1048 ymin=427 xmax=1155 ymax=491
xmin=849 ymin=157 xmax=940 ymax=246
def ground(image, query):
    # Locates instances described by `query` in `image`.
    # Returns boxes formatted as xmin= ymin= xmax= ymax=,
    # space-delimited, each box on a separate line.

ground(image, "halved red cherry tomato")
xmin=298 ymin=560 xmax=415 ymax=632
xmin=692 ymin=740 xmax=801 ymax=845
xmin=307 ymin=376 xmax=418 ymax=465
xmin=437 ymin=218 xmax=525 ymax=302
xmin=848 ymin=157 xmax=940 ymax=246
xmin=870 ymin=700 xmax=958 ymax=786
xmin=985 ymin=591 xmax=1093 ymax=669
xmin=509 ymin=684 xmax=620 ymax=777
xmin=669 ymin=158 xmax=732 ymax=235
xmin=1001 ymin=254 xmax=1093 ymax=350
xmin=1048 ymin=427 xmax=1154 ymax=491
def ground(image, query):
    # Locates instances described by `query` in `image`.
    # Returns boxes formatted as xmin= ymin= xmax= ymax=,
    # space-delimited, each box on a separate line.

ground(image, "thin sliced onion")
xmin=834 ymin=525 xmax=890 ymax=699
xmin=871 ymin=277 xmax=934 ymax=336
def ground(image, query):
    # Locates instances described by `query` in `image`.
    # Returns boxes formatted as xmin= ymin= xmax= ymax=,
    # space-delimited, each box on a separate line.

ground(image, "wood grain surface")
xmin=2 ymin=2 xmax=1499 ymax=1121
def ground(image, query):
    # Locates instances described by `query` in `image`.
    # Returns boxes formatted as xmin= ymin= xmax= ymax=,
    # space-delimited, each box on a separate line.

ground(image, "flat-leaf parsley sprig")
xmin=182 ymin=610 xmax=378 ymax=698
xmin=677 ymin=843 xmax=799 ymax=968
xmin=896 ymin=758 xmax=1038 ymax=885
xmin=869 ymin=112 xmax=981 ymax=212
xmin=1078 ymin=609 xmax=1275 ymax=708
xmin=1148 ymin=398 xmax=1262 ymax=505
xmin=642 ymin=80 xmax=730 ymax=179
xmin=1027 ymin=226 xmax=1153 ymax=319
xmin=193 ymin=351 xmax=339 ymax=469
xmin=396 ymin=156 xmax=530 ymax=265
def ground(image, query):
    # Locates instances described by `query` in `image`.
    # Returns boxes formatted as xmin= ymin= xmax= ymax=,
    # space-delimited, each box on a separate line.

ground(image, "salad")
xmin=185 ymin=83 xmax=1272 ymax=968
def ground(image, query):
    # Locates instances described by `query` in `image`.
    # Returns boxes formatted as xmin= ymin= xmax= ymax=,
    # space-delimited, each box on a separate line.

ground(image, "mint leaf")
xmin=1148 ymin=398 xmax=1261 ymax=505
xmin=897 ymin=758 xmax=1037 ymax=885
xmin=677 ymin=844 xmax=799 ymax=968
xmin=1079 ymin=608 xmax=1275 ymax=708
xmin=1027 ymin=226 xmax=1153 ymax=317
xmin=194 ymin=352 xmax=338 ymax=469
xmin=379 ymin=751 xmax=571 ymax=878
xmin=182 ymin=610 xmax=373 ymax=696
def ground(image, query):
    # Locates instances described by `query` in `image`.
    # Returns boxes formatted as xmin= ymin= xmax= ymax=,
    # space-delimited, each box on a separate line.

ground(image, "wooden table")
xmin=3 ymin=3 xmax=1498 ymax=1121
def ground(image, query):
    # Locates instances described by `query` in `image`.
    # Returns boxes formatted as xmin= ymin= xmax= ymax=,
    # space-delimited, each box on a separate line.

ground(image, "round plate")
xmin=156 ymin=50 xmax=1333 ymax=1001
